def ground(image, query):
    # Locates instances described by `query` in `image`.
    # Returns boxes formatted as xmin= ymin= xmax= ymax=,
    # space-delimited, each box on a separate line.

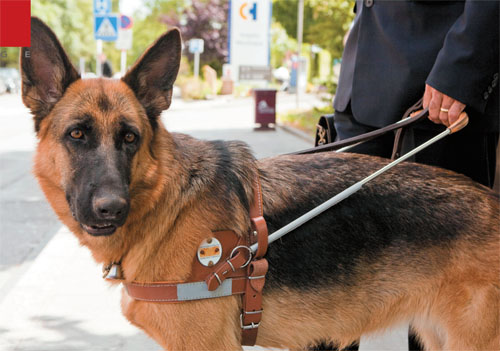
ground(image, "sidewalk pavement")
xmin=0 ymin=92 xmax=408 ymax=350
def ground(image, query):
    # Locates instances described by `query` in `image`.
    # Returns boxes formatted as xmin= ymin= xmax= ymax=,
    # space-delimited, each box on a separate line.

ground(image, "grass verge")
xmin=277 ymin=106 xmax=334 ymax=137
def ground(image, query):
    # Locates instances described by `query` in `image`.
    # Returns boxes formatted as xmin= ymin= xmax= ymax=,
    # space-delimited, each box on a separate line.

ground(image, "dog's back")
xmin=256 ymin=152 xmax=499 ymax=350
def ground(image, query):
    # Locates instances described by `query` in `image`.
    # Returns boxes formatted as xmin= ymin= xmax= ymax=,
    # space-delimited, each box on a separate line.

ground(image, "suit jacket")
xmin=334 ymin=0 xmax=499 ymax=132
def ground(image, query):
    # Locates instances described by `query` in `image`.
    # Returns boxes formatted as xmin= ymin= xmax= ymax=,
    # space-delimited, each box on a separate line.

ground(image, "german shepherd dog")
xmin=21 ymin=18 xmax=499 ymax=350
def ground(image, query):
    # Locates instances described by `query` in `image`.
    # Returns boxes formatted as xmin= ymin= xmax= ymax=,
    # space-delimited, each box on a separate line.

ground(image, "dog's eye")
xmin=70 ymin=129 xmax=84 ymax=140
xmin=124 ymin=132 xmax=136 ymax=144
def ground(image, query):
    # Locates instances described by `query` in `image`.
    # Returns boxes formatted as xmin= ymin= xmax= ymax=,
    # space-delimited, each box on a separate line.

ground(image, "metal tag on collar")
xmin=102 ymin=262 xmax=124 ymax=280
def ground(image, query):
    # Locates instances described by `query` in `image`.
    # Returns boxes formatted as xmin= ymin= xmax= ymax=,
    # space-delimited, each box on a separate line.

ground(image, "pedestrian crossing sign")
xmin=94 ymin=14 xmax=119 ymax=41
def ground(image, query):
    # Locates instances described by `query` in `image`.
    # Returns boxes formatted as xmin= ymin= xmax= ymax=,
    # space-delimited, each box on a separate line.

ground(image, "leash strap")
xmin=391 ymin=98 xmax=425 ymax=160
xmin=249 ymin=175 xmax=268 ymax=259
xmin=289 ymin=106 xmax=429 ymax=156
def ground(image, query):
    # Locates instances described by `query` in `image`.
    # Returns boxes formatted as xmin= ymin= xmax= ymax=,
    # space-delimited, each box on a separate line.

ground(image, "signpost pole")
xmin=96 ymin=39 xmax=103 ymax=77
xmin=296 ymin=0 xmax=304 ymax=108
xmin=116 ymin=14 xmax=133 ymax=77
xmin=194 ymin=52 xmax=200 ymax=79
xmin=120 ymin=49 xmax=127 ymax=76
xmin=79 ymin=57 xmax=85 ymax=75
xmin=94 ymin=0 xmax=119 ymax=78
xmin=189 ymin=39 xmax=204 ymax=79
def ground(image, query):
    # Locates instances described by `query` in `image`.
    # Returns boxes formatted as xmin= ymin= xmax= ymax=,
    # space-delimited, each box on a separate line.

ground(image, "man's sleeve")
xmin=426 ymin=1 xmax=499 ymax=113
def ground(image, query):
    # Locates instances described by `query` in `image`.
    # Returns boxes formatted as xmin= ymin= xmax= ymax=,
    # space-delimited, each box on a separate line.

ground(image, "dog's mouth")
xmin=81 ymin=223 xmax=118 ymax=236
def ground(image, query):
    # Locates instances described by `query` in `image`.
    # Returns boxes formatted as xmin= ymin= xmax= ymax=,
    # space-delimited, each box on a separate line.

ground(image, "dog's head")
xmin=21 ymin=17 xmax=181 ymax=237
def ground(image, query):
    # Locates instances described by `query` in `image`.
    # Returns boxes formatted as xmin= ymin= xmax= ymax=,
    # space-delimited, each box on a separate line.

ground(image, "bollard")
xmin=253 ymin=89 xmax=277 ymax=130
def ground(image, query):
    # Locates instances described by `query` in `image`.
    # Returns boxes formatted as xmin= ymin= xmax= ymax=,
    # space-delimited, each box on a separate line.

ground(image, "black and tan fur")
xmin=21 ymin=17 xmax=500 ymax=350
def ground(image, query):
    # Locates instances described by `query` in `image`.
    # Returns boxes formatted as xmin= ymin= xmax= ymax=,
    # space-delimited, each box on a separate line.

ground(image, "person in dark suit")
xmin=312 ymin=1 xmax=498 ymax=350
xmin=334 ymin=0 xmax=499 ymax=188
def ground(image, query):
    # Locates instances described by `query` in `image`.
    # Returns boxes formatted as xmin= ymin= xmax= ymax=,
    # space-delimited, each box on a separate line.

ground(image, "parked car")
xmin=0 ymin=67 xmax=21 ymax=94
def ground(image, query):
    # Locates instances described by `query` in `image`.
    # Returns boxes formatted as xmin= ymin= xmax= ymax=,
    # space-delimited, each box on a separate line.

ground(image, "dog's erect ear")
xmin=20 ymin=17 xmax=80 ymax=131
xmin=122 ymin=28 xmax=181 ymax=128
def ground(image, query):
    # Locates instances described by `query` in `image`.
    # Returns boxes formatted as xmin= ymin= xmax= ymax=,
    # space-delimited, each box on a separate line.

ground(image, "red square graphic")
xmin=0 ymin=0 xmax=31 ymax=47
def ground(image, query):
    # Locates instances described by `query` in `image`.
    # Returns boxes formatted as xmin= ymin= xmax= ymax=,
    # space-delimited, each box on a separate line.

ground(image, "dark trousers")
xmin=312 ymin=104 xmax=499 ymax=351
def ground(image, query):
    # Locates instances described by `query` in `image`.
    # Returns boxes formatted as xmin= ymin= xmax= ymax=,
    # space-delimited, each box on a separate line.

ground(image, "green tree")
xmin=270 ymin=22 xmax=296 ymax=69
xmin=32 ymin=0 xmax=95 ymax=66
xmin=125 ymin=0 xmax=186 ymax=71
xmin=272 ymin=0 xmax=354 ymax=59
xmin=0 ymin=0 xmax=183 ymax=73
xmin=0 ymin=47 xmax=18 ymax=67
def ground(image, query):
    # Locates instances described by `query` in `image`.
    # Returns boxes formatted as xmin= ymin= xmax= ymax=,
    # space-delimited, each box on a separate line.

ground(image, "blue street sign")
xmin=188 ymin=38 xmax=204 ymax=54
xmin=94 ymin=0 xmax=111 ymax=15
xmin=94 ymin=14 xmax=119 ymax=41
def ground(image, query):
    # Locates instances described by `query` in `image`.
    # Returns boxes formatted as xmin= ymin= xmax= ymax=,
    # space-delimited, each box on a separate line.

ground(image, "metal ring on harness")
xmin=230 ymin=245 xmax=252 ymax=268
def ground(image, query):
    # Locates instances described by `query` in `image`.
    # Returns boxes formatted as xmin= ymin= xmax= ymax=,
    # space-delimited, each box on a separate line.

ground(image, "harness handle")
xmin=448 ymin=111 xmax=469 ymax=134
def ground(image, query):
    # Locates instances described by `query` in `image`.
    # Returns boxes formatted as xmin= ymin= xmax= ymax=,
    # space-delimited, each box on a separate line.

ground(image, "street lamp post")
xmin=96 ymin=39 xmax=103 ymax=77
xmin=296 ymin=0 xmax=304 ymax=108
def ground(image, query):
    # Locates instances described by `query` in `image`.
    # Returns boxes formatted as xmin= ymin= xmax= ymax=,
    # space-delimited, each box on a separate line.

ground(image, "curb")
xmin=277 ymin=123 xmax=314 ymax=143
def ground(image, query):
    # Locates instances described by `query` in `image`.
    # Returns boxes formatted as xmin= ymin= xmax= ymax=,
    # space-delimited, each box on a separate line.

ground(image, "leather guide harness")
xmin=104 ymin=174 xmax=269 ymax=346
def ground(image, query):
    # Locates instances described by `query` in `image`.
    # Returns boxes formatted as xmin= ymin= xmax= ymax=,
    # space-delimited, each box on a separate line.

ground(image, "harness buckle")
xmin=230 ymin=245 xmax=252 ymax=269
xmin=240 ymin=313 xmax=260 ymax=330
xmin=243 ymin=309 xmax=263 ymax=315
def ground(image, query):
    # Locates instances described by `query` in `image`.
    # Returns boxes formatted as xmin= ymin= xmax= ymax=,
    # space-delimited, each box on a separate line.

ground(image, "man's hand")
xmin=423 ymin=84 xmax=466 ymax=127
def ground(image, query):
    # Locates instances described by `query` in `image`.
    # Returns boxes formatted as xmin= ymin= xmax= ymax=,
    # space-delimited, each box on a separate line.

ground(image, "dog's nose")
xmin=93 ymin=196 xmax=128 ymax=220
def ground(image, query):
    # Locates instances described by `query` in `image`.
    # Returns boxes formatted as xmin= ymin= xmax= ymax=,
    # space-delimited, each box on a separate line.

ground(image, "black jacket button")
xmin=365 ymin=0 xmax=374 ymax=7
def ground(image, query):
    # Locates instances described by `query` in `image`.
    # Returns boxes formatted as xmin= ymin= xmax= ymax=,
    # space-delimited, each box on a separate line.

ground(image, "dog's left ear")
xmin=122 ymin=28 xmax=182 ymax=126
xmin=20 ymin=17 xmax=80 ymax=132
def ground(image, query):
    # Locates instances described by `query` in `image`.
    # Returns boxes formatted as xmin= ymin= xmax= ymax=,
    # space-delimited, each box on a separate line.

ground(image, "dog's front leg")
xmin=121 ymin=289 xmax=243 ymax=350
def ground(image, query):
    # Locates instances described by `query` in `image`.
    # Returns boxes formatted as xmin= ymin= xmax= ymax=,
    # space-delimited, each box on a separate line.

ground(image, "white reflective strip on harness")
xmin=177 ymin=279 xmax=233 ymax=301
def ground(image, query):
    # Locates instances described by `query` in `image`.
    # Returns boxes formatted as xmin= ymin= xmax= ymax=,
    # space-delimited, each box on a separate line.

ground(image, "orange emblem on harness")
xmin=197 ymin=237 xmax=223 ymax=267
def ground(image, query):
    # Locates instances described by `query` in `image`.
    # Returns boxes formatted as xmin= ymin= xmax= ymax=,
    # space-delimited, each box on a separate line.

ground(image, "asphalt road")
xmin=0 ymin=94 xmax=61 ymax=300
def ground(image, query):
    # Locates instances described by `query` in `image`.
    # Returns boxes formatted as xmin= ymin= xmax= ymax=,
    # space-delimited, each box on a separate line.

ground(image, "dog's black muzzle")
xmin=66 ymin=145 xmax=133 ymax=236
xmin=80 ymin=191 xmax=130 ymax=236
xmin=68 ymin=178 xmax=131 ymax=237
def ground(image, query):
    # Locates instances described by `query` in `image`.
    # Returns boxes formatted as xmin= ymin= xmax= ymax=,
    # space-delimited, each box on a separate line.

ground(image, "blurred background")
xmin=0 ymin=0 xmax=355 ymax=135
